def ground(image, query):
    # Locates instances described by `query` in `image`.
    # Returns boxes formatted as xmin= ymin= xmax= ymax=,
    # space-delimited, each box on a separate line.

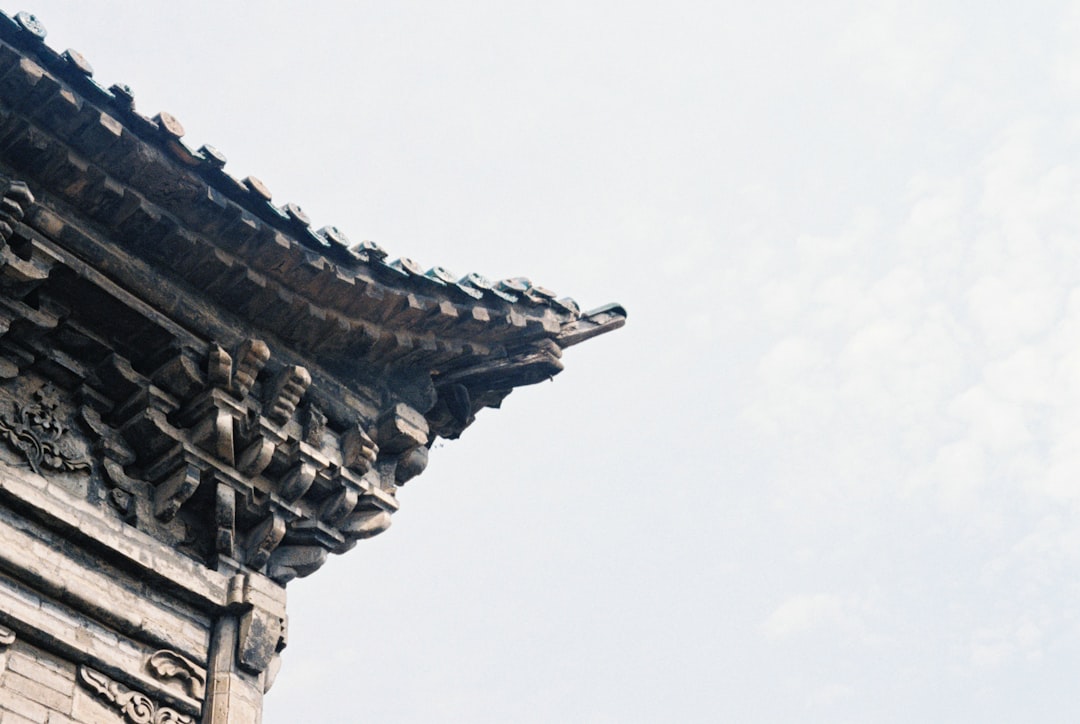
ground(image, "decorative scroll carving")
xmin=265 ymin=364 xmax=310 ymax=424
xmin=147 ymin=650 xmax=205 ymax=701
xmin=231 ymin=339 xmax=269 ymax=399
xmin=0 ymin=623 xmax=15 ymax=647
xmin=340 ymin=424 xmax=378 ymax=473
xmin=0 ymin=385 xmax=91 ymax=474
xmin=78 ymin=666 xmax=194 ymax=724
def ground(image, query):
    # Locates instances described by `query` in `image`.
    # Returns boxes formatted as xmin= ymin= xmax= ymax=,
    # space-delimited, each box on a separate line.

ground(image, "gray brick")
xmin=1 ymin=693 xmax=49 ymax=723
xmin=0 ymin=518 xmax=208 ymax=660
xmin=4 ymin=712 xmax=43 ymax=724
xmin=6 ymin=653 xmax=74 ymax=696
xmin=1 ymin=710 xmax=43 ymax=724
xmin=2 ymin=672 xmax=70 ymax=712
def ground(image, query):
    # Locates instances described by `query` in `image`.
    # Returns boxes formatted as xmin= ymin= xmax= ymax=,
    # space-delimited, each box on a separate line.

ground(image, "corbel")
xmin=233 ymin=406 xmax=279 ymax=479
xmin=0 ymin=176 xmax=33 ymax=244
xmin=244 ymin=511 xmax=286 ymax=569
xmin=93 ymin=352 xmax=148 ymax=415
xmin=270 ymin=430 xmax=330 ymax=503
xmin=394 ymin=445 xmax=429 ymax=484
xmin=149 ymin=344 xmax=206 ymax=402
xmin=340 ymin=422 xmax=378 ymax=473
xmin=368 ymin=402 xmax=428 ymax=490
xmin=206 ymin=343 xmax=232 ymax=390
xmin=230 ymin=338 xmax=269 ymax=400
xmin=301 ymin=402 xmax=326 ymax=444
xmin=153 ymin=462 xmax=201 ymax=522
xmin=278 ymin=461 xmax=316 ymax=502
xmin=217 ymin=362 xmax=310 ymax=490
xmin=339 ymin=508 xmax=392 ymax=541
xmin=175 ymin=388 xmax=241 ymax=467
xmin=115 ymin=384 xmax=182 ymax=464
xmin=263 ymin=363 xmax=310 ymax=425
xmin=318 ymin=485 xmax=357 ymax=526
xmin=266 ymin=545 xmax=328 ymax=584
xmin=0 ymin=179 xmax=63 ymax=298
xmin=376 ymin=402 xmax=429 ymax=455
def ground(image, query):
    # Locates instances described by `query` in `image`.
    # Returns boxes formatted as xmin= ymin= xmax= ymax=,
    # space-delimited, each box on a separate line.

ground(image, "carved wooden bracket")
xmin=267 ymin=545 xmax=327 ymax=584
xmin=0 ymin=323 xmax=398 ymax=581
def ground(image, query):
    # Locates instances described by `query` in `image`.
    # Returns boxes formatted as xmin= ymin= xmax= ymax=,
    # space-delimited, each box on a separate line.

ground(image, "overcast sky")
xmin=16 ymin=1 xmax=1080 ymax=722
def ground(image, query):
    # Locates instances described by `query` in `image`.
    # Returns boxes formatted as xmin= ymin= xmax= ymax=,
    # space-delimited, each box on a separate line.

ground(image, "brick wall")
xmin=0 ymin=636 xmax=77 ymax=723
xmin=0 ymin=469 xmax=217 ymax=723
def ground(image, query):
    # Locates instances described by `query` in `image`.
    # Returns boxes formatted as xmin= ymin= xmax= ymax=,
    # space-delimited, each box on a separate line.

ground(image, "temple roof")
xmin=0 ymin=10 xmax=625 ymax=437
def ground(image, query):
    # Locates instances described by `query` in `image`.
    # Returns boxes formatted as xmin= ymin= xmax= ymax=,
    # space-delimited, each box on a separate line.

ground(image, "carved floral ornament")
xmin=79 ymin=666 xmax=194 ymax=724
xmin=0 ymin=384 xmax=91 ymax=474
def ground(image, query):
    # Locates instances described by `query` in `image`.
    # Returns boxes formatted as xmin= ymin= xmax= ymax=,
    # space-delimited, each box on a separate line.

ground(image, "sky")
xmin=13 ymin=1 xmax=1080 ymax=722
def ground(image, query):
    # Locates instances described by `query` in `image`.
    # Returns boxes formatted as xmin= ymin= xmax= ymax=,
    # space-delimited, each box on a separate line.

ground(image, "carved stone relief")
xmin=79 ymin=666 xmax=194 ymax=723
xmin=146 ymin=650 xmax=206 ymax=701
xmin=0 ymin=384 xmax=90 ymax=474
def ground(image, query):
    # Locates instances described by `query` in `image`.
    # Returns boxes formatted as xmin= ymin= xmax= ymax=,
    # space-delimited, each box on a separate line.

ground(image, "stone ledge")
xmin=0 ymin=575 xmax=202 ymax=717
xmin=0 ymin=509 xmax=210 ymax=660
xmin=0 ymin=463 xmax=229 ymax=611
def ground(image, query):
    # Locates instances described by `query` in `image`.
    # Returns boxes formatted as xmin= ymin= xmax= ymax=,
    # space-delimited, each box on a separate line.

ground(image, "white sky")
xmin=15 ymin=1 xmax=1080 ymax=721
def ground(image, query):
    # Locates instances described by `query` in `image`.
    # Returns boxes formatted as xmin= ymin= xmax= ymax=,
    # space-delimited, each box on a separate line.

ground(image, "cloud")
xmin=969 ymin=616 xmax=1046 ymax=668
xmin=835 ymin=1 xmax=956 ymax=97
xmin=763 ymin=593 xmax=852 ymax=640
